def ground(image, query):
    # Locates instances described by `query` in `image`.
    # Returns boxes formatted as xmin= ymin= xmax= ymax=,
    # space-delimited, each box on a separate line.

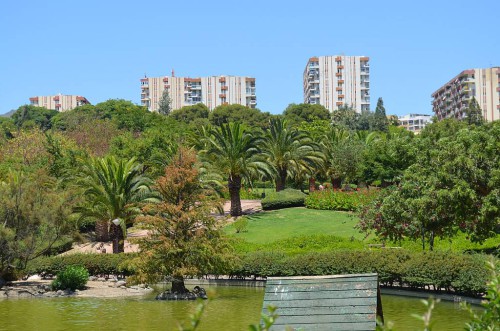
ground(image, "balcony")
xmin=335 ymin=73 xmax=342 ymax=77
xmin=191 ymin=85 xmax=202 ymax=90
xmin=221 ymin=86 xmax=228 ymax=91
xmin=219 ymin=94 xmax=226 ymax=98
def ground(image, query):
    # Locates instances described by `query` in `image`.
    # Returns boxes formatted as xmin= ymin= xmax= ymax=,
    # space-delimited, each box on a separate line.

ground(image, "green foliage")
xmin=11 ymin=105 xmax=58 ymax=131
xmin=464 ymin=258 xmax=500 ymax=330
xmin=51 ymin=265 xmax=89 ymax=291
xmin=373 ymin=97 xmax=389 ymax=132
xmin=0 ymin=170 xmax=74 ymax=278
xmin=170 ymin=103 xmax=209 ymax=124
xmin=331 ymin=105 xmax=360 ymax=130
xmin=233 ymin=218 xmax=249 ymax=233
xmin=26 ymin=253 xmax=136 ymax=276
xmin=231 ymin=250 xmax=490 ymax=296
xmin=283 ymin=103 xmax=330 ymax=126
xmin=209 ymin=104 xmax=272 ymax=130
xmin=305 ymin=189 xmax=380 ymax=211
xmin=261 ymin=189 xmax=306 ymax=210
xmin=157 ymin=89 xmax=172 ymax=116
xmin=464 ymin=97 xmax=484 ymax=126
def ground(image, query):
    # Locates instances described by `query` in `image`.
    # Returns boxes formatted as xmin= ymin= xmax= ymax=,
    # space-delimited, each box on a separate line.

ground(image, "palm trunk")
xmin=111 ymin=222 xmax=124 ymax=254
xmin=275 ymin=168 xmax=287 ymax=192
xmin=309 ymin=178 xmax=316 ymax=192
xmin=228 ymin=175 xmax=242 ymax=217
xmin=95 ymin=219 xmax=110 ymax=242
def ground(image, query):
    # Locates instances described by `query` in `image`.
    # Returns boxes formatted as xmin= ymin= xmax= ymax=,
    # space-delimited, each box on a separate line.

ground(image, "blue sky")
xmin=1 ymin=0 xmax=499 ymax=116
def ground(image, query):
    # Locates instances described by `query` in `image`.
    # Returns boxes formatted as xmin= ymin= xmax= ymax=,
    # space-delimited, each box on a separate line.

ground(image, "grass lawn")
xmin=225 ymin=207 xmax=364 ymax=244
xmin=224 ymin=207 xmax=500 ymax=254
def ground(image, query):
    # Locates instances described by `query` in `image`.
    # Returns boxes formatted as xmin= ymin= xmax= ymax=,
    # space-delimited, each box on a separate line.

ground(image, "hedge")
xmin=305 ymin=189 xmax=380 ymax=211
xmin=26 ymin=253 xmax=136 ymax=277
xmin=230 ymin=250 xmax=491 ymax=297
xmin=261 ymin=189 xmax=306 ymax=210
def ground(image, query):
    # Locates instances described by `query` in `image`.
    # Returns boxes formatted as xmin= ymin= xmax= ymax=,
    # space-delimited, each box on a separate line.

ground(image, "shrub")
xmin=26 ymin=253 xmax=136 ymax=276
xmin=261 ymin=189 xmax=306 ymax=210
xmin=233 ymin=218 xmax=249 ymax=233
xmin=305 ymin=189 xmax=379 ymax=211
xmin=51 ymin=265 xmax=89 ymax=291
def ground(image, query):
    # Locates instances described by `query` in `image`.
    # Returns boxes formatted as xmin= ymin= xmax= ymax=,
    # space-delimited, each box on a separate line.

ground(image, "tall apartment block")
xmin=431 ymin=67 xmax=500 ymax=122
xmin=303 ymin=55 xmax=370 ymax=113
xmin=140 ymin=73 xmax=257 ymax=112
xmin=29 ymin=94 xmax=90 ymax=111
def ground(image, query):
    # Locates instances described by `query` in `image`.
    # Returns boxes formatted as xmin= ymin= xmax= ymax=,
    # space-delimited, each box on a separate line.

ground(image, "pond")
xmin=0 ymin=286 xmax=476 ymax=330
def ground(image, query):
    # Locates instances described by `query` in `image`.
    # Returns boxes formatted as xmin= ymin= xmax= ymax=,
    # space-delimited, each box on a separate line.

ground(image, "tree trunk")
xmin=309 ymin=178 xmax=316 ymax=192
xmin=111 ymin=222 xmax=124 ymax=254
xmin=275 ymin=168 xmax=287 ymax=192
xmin=331 ymin=177 xmax=341 ymax=190
xmin=171 ymin=276 xmax=188 ymax=294
xmin=429 ymin=231 xmax=435 ymax=251
xmin=95 ymin=219 xmax=110 ymax=242
xmin=228 ymin=175 xmax=242 ymax=217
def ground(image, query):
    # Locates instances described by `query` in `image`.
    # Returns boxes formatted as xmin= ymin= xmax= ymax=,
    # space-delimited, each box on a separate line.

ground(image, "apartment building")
xmin=398 ymin=114 xmax=432 ymax=134
xmin=431 ymin=67 xmax=500 ymax=122
xmin=29 ymin=94 xmax=90 ymax=111
xmin=140 ymin=73 xmax=257 ymax=112
xmin=303 ymin=55 xmax=370 ymax=113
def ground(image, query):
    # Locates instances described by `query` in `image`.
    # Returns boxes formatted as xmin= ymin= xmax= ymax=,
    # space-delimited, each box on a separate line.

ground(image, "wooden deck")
xmin=262 ymin=274 xmax=382 ymax=330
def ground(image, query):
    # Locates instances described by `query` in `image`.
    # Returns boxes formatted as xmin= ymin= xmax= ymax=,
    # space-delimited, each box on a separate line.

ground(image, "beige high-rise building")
xmin=140 ymin=73 xmax=257 ymax=112
xmin=303 ymin=55 xmax=370 ymax=113
xmin=29 ymin=94 xmax=90 ymax=111
xmin=431 ymin=67 xmax=500 ymax=122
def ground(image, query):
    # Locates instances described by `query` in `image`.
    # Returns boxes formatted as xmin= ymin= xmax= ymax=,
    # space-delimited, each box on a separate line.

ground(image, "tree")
xmin=158 ymin=89 xmax=172 ymax=116
xmin=11 ymin=105 xmax=58 ymax=131
xmin=464 ymin=97 xmax=484 ymax=126
xmin=209 ymin=104 xmax=272 ymax=130
xmin=373 ymin=97 xmax=389 ymax=132
xmin=73 ymin=156 xmax=153 ymax=251
xmin=170 ymin=103 xmax=209 ymax=124
xmin=283 ymin=103 xmax=330 ymax=126
xmin=201 ymin=123 xmax=266 ymax=216
xmin=261 ymin=118 xmax=322 ymax=191
xmin=0 ymin=170 xmax=73 ymax=282
xmin=358 ymin=122 xmax=500 ymax=250
xmin=133 ymin=149 xmax=229 ymax=294
xmin=331 ymin=105 xmax=360 ymax=131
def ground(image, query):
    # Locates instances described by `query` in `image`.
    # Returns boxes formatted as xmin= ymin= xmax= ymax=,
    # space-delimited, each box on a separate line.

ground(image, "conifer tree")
xmin=158 ymin=89 xmax=172 ymax=115
xmin=465 ymin=97 xmax=484 ymax=126
xmin=374 ymin=97 xmax=389 ymax=132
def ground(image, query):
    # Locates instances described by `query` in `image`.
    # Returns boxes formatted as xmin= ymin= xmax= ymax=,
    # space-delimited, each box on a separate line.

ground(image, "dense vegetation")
xmin=1 ymin=98 xmax=499 ymax=297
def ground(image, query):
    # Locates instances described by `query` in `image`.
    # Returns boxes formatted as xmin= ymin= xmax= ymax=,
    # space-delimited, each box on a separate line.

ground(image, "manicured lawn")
xmin=225 ymin=207 xmax=500 ymax=254
xmin=225 ymin=207 xmax=364 ymax=244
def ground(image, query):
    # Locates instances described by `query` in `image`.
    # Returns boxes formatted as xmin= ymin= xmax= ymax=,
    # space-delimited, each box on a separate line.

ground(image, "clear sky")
xmin=1 ymin=0 xmax=499 ymax=116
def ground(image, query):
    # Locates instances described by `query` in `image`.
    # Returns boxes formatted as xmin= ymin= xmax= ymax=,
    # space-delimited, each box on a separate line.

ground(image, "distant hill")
xmin=0 ymin=109 xmax=16 ymax=117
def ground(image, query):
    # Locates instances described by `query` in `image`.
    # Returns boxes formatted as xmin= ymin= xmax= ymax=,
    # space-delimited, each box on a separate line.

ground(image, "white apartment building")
xmin=140 ymin=73 xmax=257 ymax=112
xmin=431 ymin=67 xmax=500 ymax=122
xmin=398 ymin=114 xmax=432 ymax=133
xmin=29 ymin=94 xmax=90 ymax=111
xmin=303 ymin=55 xmax=370 ymax=113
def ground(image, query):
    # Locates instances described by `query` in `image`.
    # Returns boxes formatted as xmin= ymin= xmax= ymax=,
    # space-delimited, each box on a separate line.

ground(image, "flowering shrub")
xmin=305 ymin=189 xmax=380 ymax=211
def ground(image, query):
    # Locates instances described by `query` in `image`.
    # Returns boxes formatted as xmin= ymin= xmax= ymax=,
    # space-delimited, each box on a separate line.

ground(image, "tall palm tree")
xmin=320 ymin=127 xmax=352 ymax=189
xmin=261 ymin=118 xmax=323 ymax=191
xmin=73 ymin=156 xmax=153 ymax=252
xmin=200 ymin=122 xmax=267 ymax=217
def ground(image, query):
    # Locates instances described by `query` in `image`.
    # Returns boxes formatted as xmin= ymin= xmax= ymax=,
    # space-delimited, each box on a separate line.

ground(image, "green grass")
xmin=225 ymin=207 xmax=365 ymax=244
xmin=224 ymin=207 xmax=500 ymax=254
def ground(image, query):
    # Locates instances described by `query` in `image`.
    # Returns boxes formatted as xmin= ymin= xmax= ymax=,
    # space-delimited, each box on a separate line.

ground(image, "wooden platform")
xmin=262 ymin=274 xmax=382 ymax=330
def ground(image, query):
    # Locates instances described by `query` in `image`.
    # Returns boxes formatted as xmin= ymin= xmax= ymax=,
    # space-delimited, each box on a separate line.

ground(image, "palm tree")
xmin=320 ymin=127 xmax=351 ymax=189
xmin=261 ymin=118 xmax=323 ymax=191
xmin=73 ymin=156 xmax=153 ymax=252
xmin=200 ymin=123 xmax=267 ymax=217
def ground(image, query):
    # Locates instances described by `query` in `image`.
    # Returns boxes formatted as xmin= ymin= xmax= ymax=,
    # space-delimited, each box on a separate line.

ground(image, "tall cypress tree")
xmin=465 ymin=97 xmax=484 ymax=126
xmin=158 ymin=89 xmax=172 ymax=115
xmin=374 ymin=97 xmax=389 ymax=132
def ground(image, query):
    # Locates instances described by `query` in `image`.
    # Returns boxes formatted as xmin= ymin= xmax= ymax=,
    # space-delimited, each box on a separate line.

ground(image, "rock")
xmin=56 ymin=290 xmax=64 ymax=296
xmin=89 ymin=276 xmax=98 ymax=281
xmin=156 ymin=286 xmax=207 ymax=301
xmin=27 ymin=274 xmax=42 ymax=281
xmin=97 ymin=277 xmax=106 ymax=282
xmin=115 ymin=281 xmax=126 ymax=288
xmin=138 ymin=284 xmax=146 ymax=289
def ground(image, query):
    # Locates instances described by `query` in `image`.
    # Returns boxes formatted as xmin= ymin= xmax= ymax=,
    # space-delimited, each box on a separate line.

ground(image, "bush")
xmin=233 ymin=218 xmax=249 ymax=233
xmin=229 ymin=249 xmax=490 ymax=297
xmin=261 ymin=189 xmax=306 ymax=210
xmin=26 ymin=253 xmax=136 ymax=276
xmin=305 ymin=189 xmax=379 ymax=211
xmin=51 ymin=265 xmax=89 ymax=291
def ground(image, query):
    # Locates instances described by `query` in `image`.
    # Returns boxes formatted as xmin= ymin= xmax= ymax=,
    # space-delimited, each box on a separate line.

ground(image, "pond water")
xmin=0 ymin=286 xmax=476 ymax=330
